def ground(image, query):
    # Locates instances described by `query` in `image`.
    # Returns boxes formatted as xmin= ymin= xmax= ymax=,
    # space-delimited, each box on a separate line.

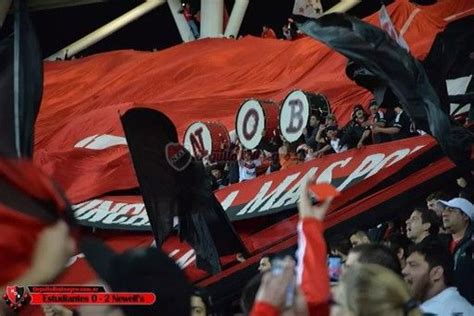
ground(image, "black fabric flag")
xmin=0 ymin=0 xmax=43 ymax=158
xmin=297 ymin=14 xmax=474 ymax=174
xmin=423 ymin=16 xmax=474 ymax=115
xmin=121 ymin=108 xmax=247 ymax=274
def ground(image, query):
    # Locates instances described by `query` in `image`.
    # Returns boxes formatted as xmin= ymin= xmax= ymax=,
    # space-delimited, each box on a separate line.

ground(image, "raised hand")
xmin=298 ymin=177 xmax=333 ymax=220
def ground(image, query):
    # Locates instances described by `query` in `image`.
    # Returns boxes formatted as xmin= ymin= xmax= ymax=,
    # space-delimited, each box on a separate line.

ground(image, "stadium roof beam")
xmin=167 ymin=0 xmax=196 ymax=42
xmin=46 ymin=0 xmax=166 ymax=61
xmin=224 ymin=0 xmax=248 ymax=38
xmin=200 ymin=0 xmax=224 ymax=38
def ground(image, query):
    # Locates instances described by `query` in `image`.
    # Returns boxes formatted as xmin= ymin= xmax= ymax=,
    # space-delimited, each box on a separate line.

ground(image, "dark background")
xmin=2 ymin=0 xmax=385 ymax=58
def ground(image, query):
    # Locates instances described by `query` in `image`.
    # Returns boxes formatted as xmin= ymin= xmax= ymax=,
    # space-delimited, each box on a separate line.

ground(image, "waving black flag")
xmin=121 ymin=108 xmax=247 ymax=274
xmin=423 ymin=16 xmax=474 ymax=115
xmin=0 ymin=0 xmax=43 ymax=158
xmin=297 ymin=14 xmax=474 ymax=174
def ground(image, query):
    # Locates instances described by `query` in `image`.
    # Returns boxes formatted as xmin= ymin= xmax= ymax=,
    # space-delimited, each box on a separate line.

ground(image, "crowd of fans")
xmin=206 ymin=99 xmax=421 ymax=189
xmin=1 ymin=1 xmax=472 ymax=315
xmin=2 ymin=173 xmax=472 ymax=315
xmin=248 ymin=180 xmax=474 ymax=316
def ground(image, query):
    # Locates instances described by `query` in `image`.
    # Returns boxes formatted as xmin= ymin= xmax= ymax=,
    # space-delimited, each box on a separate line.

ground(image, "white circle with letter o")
xmin=236 ymin=100 xmax=265 ymax=149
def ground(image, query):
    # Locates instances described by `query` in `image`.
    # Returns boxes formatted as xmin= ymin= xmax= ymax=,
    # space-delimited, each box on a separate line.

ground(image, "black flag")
xmin=121 ymin=108 xmax=248 ymax=274
xmin=297 ymin=14 xmax=474 ymax=174
xmin=422 ymin=16 xmax=474 ymax=115
xmin=0 ymin=0 xmax=43 ymax=158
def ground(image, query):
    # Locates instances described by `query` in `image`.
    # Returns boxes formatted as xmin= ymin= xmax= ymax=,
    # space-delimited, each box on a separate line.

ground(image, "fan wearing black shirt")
xmin=372 ymin=104 xmax=413 ymax=141
xmin=341 ymin=104 xmax=371 ymax=149
xmin=368 ymin=100 xmax=390 ymax=144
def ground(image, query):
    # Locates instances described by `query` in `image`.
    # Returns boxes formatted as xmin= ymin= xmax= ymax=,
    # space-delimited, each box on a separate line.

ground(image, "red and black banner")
xmin=72 ymin=135 xmax=435 ymax=230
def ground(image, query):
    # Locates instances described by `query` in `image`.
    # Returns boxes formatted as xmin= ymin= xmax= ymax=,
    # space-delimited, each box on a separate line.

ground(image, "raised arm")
xmin=315 ymin=125 xmax=326 ymax=144
xmin=296 ymin=179 xmax=332 ymax=315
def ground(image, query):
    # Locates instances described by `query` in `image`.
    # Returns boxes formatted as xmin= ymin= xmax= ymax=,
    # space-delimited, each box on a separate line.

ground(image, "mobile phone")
xmin=328 ymin=256 xmax=343 ymax=282
xmin=308 ymin=183 xmax=340 ymax=201
xmin=271 ymin=258 xmax=295 ymax=308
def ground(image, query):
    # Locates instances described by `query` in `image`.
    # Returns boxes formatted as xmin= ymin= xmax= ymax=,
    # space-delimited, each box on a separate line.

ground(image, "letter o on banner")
xmin=280 ymin=90 xmax=310 ymax=142
xmin=183 ymin=121 xmax=230 ymax=159
xmin=236 ymin=99 xmax=265 ymax=149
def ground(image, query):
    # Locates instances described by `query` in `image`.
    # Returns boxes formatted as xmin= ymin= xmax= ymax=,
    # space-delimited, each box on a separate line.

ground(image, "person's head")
xmin=309 ymin=114 xmax=320 ymax=127
xmin=258 ymin=253 xmax=275 ymax=272
xmin=352 ymin=104 xmax=366 ymax=120
xmin=349 ymin=230 xmax=370 ymax=248
xmin=191 ymin=288 xmax=211 ymax=316
xmin=402 ymin=241 xmax=453 ymax=302
xmin=326 ymin=114 xmax=336 ymax=126
xmin=326 ymin=126 xmax=338 ymax=140
xmin=345 ymin=244 xmax=402 ymax=275
xmin=426 ymin=191 xmax=450 ymax=216
xmin=297 ymin=149 xmax=306 ymax=162
xmin=210 ymin=168 xmax=222 ymax=180
xmin=262 ymin=25 xmax=268 ymax=31
xmin=440 ymin=198 xmax=474 ymax=235
xmin=80 ymin=238 xmax=192 ymax=316
xmin=369 ymin=99 xmax=379 ymax=114
xmin=394 ymin=104 xmax=403 ymax=114
xmin=335 ymin=264 xmax=422 ymax=316
xmin=405 ymin=208 xmax=440 ymax=243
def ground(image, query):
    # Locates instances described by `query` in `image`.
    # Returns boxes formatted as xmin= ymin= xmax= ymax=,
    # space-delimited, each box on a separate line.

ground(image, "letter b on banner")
xmin=285 ymin=99 xmax=304 ymax=133
xmin=280 ymin=90 xmax=310 ymax=142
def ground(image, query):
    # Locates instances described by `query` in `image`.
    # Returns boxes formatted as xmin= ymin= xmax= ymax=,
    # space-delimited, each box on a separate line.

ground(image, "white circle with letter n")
xmin=183 ymin=122 xmax=212 ymax=159
xmin=280 ymin=90 xmax=309 ymax=142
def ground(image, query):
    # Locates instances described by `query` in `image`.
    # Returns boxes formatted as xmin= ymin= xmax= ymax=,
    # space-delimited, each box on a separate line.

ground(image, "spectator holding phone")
xmin=249 ymin=178 xmax=333 ymax=315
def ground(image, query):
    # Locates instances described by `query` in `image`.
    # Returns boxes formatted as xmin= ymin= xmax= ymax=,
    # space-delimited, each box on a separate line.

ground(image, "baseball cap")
xmin=81 ymin=237 xmax=192 ymax=316
xmin=438 ymin=198 xmax=474 ymax=220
